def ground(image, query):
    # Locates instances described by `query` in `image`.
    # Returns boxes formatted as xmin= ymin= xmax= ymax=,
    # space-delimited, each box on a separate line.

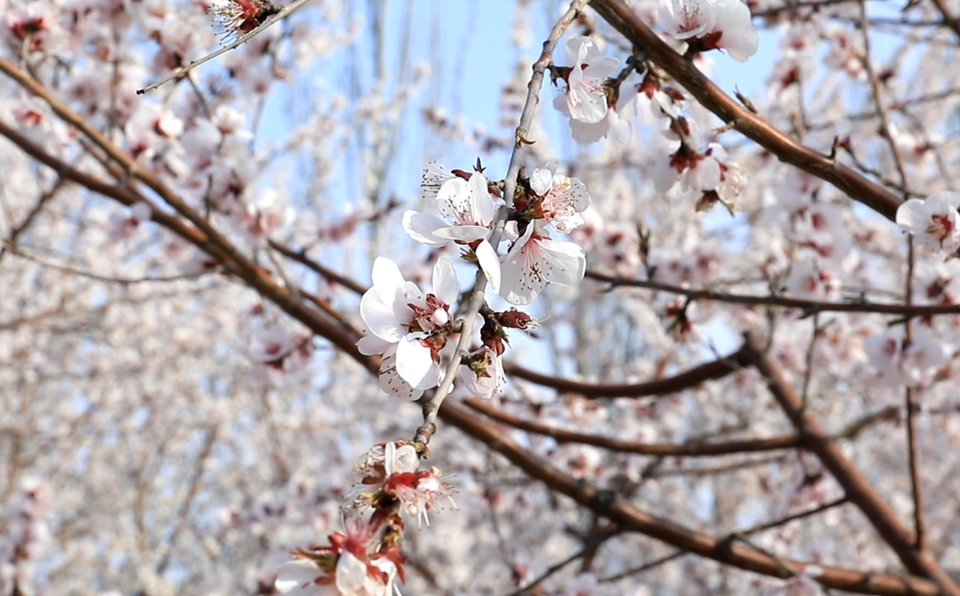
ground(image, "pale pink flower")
xmin=712 ymin=0 xmax=760 ymax=61
xmin=108 ymin=202 xmax=152 ymax=241
xmin=403 ymin=171 xmax=502 ymax=292
xmin=555 ymin=37 xmax=620 ymax=124
xmin=527 ymin=162 xmax=592 ymax=233
xmin=233 ymin=189 xmax=294 ymax=247
xmin=896 ymin=191 xmax=960 ymax=255
xmin=247 ymin=323 xmax=313 ymax=387
xmin=459 ymin=346 xmax=506 ymax=400
xmin=864 ymin=327 xmax=948 ymax=387
xmin=659 ymin=0 xmax=718 ymax=40
xmin=354 ymin=442 xmax=455 ymax=527
xmin=357 ymin=257 xmax=458 ymax=398
xmin=498 ymin=220 xmax=586 ymax=305
xmin=552 ymin=36 xmax=624 ymax=144
xmin=783 ymin=258 xmax=839 ymax=301
xmin=659 ymin=0 xmax=758 ymax=62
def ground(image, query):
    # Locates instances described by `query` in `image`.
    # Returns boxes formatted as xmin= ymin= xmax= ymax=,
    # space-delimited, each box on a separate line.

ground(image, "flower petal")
xmin=432 ymin=257 xmax=460 ymax=305
xmin=403 ymin=210 xmax=450 ymax=246
xmin=475 ymin=239 xmax=502 ymax=294
xmin=396 ymin=336 xmax=440 ymax=390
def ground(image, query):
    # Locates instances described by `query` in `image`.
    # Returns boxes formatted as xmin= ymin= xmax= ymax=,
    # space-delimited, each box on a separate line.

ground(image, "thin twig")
xmin=411 ymin=0 xmax=590 ymax=447
xmin=3 ymin=241 xmax=208 ymax=285
xmin=858 ymin=0 xmax=927 ymax=553
xmin=136 ymin=0 xmax=314 ymax=95
xmin=439 ymin=398 xmax=943 ymax=595
xmin=503 ymin=527 xmax=620 ymax=596
xmin=465 ymin=396 xmax=799 ymax=456
xmin=586 ymin=271 xmax=960 ymax=316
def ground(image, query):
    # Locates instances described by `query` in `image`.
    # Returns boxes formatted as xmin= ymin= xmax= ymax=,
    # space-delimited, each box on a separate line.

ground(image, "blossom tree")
xmin=2 ymin=0 xmax=960 ymax=595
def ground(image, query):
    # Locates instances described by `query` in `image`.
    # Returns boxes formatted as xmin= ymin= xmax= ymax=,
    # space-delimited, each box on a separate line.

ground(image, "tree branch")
xmin=464 ymin=396 xmax=799 ymax=456
xmin=587 ymin=271 xmax=960 ymax=317
xmin=588 ymin=0 xmax=904 ymax=220
xmin=439 ymin=398 xmax=941 ymax=596
xmin=742 ymin=334 xmax=960 ymax=595
xmin=504 ymin=346 xmax=751 ymax=398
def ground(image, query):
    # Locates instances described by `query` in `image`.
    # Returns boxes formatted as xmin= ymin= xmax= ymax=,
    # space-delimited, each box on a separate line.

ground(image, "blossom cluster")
xmin=357 ymin=161 xmax=589 ymax=400
xmin=275 ymin=442 xmax=454 ymax=596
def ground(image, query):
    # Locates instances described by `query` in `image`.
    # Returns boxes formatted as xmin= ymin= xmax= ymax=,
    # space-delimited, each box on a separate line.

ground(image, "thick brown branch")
xmin=588 ymin=0 xmax=904 ymax=220
xmin=742 ymin=334 xmax=960 ymax=595
xmin=439 ymin=399 xmax=940 ymax=596
xmin=0 ymin=118 xmax=372 ymax=374
xmin=505 ymin=346 xmax=750 ymax=398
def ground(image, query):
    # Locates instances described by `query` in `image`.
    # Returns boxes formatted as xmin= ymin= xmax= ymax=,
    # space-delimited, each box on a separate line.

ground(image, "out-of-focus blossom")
xmin=896 ymin=191 xmax=960 ymax=255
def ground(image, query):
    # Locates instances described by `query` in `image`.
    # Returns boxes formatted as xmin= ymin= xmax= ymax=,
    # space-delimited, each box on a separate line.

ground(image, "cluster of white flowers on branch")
xmin=356 ymin=161 xmax=589 ymax=403
xmin=9 ymin=0 xmax=960 ymax=594
xmin=275 ymin=442 xmax=454 ymax=596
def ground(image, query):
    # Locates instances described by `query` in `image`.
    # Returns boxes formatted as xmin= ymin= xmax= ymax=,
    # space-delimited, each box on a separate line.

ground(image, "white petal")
xmin=570 ymin=87 xmax=608 ymax=124
xmin=530 ymin=167 xmax=554 ymax=196
xmin=396 ymin=336 xmax=440 ymax=390
xmin=895 ymin=199 xmax=926 ymax=231
xmin=927 ymin=190 xmax=960 ymax=211
xmin=569 ymin=116 xmax=610 ymax=144
xmin=378 ymin=354 xmax=423 ymax=401
xmin=468 ymin=172 xmax=496 ymax=225
xmin=436 ymin=177 xmax=472 ymax=225
xmin=536 ymin=237 xmax=587 ymax=287
xmin=685 ymin=157 xmax=721 ymax=192
xmin=432 ymin=225 xmax=492 ymax=242
xmin=582 ymin=56 xmax=620 ymax=79
xmin=276 ymin=560 xmax=321 ymax=594
xmin=335 ymin=552 xmax=367 ymax=596
xmin=391 ymin=444 xmax=419 ymax=474
xmin=433 ymin=257 xmax=460 ymax=305
xmin=402 ymin=210 xmax=450 ymax=246
xmin=359 ymin=286 xmax=404 ymax=343
xmin=370 ymin=257 xmax=405 ymax=289
xmin=476 ymin=239 xmax=502 ymax=294
xmin=357 ymin=333 xmax=393 ymax=356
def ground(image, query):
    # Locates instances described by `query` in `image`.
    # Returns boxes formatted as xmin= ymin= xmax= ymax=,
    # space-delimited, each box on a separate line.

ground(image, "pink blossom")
xmin=247 ymin=323 xmax=313 ymax=387
xmin=527 ymin=162 xmax=592 ymax=234
xmin=275 ymin=520 xmax=401 ymax=596
xmin=552 ymin=36 xmax=623 ymax=144
xmin=864 ymin=326 xmax=948 ymax=387
xmin=783 ymin=258 xmax=839 ymax=301
xmin=402 ymin=171 xmax=502 ymax=292
xmin=108 ymin=202 xmax=153 ymax=241
xmin=555 ymin=37 xmax=620 ymax=124
xmin=896 ymin=191 xmax=960 ymax=255
xmin=354 ymin=442 xmax=455 ymax=527
xmin=659 ymin=0 xmax=758 ymax=62
xmin=498 ymin=220 xmax=586 ymax=305
xmin=357 ymin=258 xmax=459 ymax=398
xmin=459 ymin=346 xmax=506 ymax=400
